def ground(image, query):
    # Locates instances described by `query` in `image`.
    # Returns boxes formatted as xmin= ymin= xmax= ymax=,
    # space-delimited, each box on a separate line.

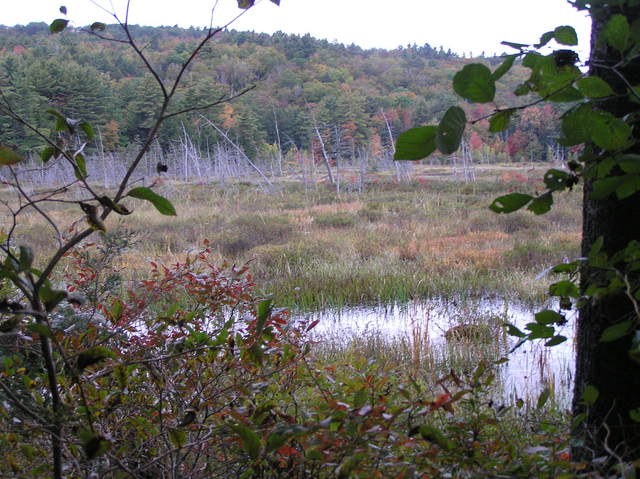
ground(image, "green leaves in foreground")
xmin=50 ymin=19 xmax=69 ymax=34
xmin=453 ymin=63 xmax=496 ymax=103
xmin=394 ymin=126 xmax=437 ymax=160
xmin=229 ymin=424 xmax=261 ymax=460
xmin=600 ymin=320 xmax=633 ymax=342
xmin=126 ymin=187 xmax=176 ymax=216
xmin=489 ymin=193 xmax=534 ymax=214
xmin=437 ymin=107 xmax=466 ymax=155
xmin=395 ymin=107 xmax=466 ymax=160
xmin=0 ymin=145 xmax=25 ymax=165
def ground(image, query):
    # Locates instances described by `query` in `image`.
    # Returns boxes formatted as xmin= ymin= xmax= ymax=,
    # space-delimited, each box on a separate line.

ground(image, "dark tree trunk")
xmin=572 ymin=4 xmax=640 ymax=462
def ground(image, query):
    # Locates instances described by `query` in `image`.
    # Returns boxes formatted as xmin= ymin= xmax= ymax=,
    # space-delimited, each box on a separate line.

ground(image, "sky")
xmin=2 ymin=0 xmax=592 ymax=58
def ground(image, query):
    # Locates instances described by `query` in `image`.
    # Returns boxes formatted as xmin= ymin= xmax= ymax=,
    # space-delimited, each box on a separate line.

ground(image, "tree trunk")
xmin=572 ymin=4 xmax=640 ymax=462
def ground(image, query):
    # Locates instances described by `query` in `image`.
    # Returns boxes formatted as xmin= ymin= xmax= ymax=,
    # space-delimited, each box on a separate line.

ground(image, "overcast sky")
xmin=3 ymin=0 xmax=592 ymax=57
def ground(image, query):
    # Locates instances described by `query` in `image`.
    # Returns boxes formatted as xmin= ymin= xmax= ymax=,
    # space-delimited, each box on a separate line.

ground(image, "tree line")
xmin=0 ymin=22 xmax=563 ymax=166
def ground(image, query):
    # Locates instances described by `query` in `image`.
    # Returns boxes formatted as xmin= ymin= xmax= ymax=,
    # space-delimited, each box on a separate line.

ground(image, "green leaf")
xmin=82 ymin=433 xmax=111 ymax=460
xmin=419 ymin=425 xmax=453 ymax=450
xmin=74 ymin=153 xmax=87 ymax=180
xmin=489 ymin=109 xmax=515 ymax=133
xmin=595 ymin=157 xmax=616 ymax=178
xmin=593 ymin=176 xmax=626 ymax=199
xmin=630 ymin=409 xmax=640 ymax=423
xmin=79 ymin=121 xmax=95 ymax=140
xmin=0 ymin=145 xmax=25 ymax=165
xmin=548 ymin=86 xmax=584 ymax=103
xmin=230 ymin=424 xmax=261 ymax=460
xmin=522 ymin=52 xmax=541 ymax=68
xmin=26 ymin=323 xmax=52 ymax=338
xmin=266 ymin=431 xmax=288 ymax=452
xmin=269 ymin=0 xmax=280 ymax=4
xmin=514 ymin=83 xmax=532 ymax=96
xmin=552 ymin=261 xmax=582 ymax=274
xmin=582 ymin=385 xmax=599 ymax=406
xmin=50 ymin=19 xmax=69 ymax=34
xmin=256 ymin=299 xmax=271 ymax=334
xmin=353 ymin=388 xmax=367 ymax=409
xmin=619 ymin=154 xmax=640 ymax=173
xmin=489 ymin=193 xmax=533 ymax=214
xmin=591 ymin=113 xmax=632 ymax=151
xmin=526 ymin=322 xmax=555 ymax=339
xmin=90 ymin=22 xmax=106 ymax=32
xmin=492 ymin=55 xmax=517 ymax=81
xmin=127 ymin=187 xmax=177 ymax=216
xmin=39 ymin=285 xmax=68 ymax=312
xmin=168 ymin=428 xmax=187 ymax=448
xmin=41 ymin=146 xmax=58 ymax=163
xmin=237 ymin=0 xmax=255 ymax=8
xmin=576 ymin=77 xmax=615 ymax=98
xmin=436 ymin=106 xmax=466 ymax=155
xmin=59 ymin=6 xmax=67 ymax=14
xmin=572 ymin=412 xmax=587 ymax=427
xmin=453 ymin=63 xmax=496 ymax=103
xmin=528 ymin=192 xmax=553 ymax=215
xmin=536 ymin=31 xmax=555 ymax=48
xmin=545 ymin=335 xmax=568 ymax=346
xmin=543 ymin=169 xmax=570 ymax=190
xmin=306 ymin=449 xmax=323 ymax=460
xmin=549 ymin=280 xmax=580 ymax=298
xmin=600 ymin=320 xmax=633 ymax=342
xmin=77 ymin=346 xmax=116 ymax=371
xmin=535 ymin=310 xmax=564 ymax=325
xmin=615 ymin=174 xmax=640 ymax=199
xmin=18 ymin=246 xmax=34 ymax=271
xmin=47 ymin=109 xmax=72 ymax=133
xmin=394 ymin=126 xmax=438 ymax=160
xmin=505 ymin=323 xmax=526 ymax=338
xmin=536 ymin=387 xmax=551 ymax=409
xmin=603 ymin=14 xmax=631 ymax=52
xmin=554 ymin=26 xmax=578 ymax=46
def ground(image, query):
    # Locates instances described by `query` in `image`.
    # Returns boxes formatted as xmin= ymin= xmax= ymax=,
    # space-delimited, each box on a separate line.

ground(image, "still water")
xmin=298 ymin=299 xmax=576 ymax=407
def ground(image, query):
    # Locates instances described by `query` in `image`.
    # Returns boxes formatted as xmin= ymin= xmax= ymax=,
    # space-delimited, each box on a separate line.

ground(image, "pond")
xmin=298 ymin=298 xmax=576 ymax=408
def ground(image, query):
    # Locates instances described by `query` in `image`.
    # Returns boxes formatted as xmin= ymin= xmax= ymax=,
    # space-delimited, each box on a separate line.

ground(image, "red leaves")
xmin=431 ymin=393 xmax=455 ymax=413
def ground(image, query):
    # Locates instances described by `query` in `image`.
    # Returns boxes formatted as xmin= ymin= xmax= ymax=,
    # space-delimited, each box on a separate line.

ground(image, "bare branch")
xmin=161 ymin=85 xmax=256 ymax=120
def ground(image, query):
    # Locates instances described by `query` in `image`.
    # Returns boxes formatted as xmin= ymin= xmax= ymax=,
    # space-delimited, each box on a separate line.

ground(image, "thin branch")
xmin=161 ymin=85 xmax=256 ymax=121
xmin=81 ymin=29 xmax=129 ymax=44
xmin=167 ymin=7 xmax=253 ymax=101
xmin=8 ymin=167 xmax=63 ymax=247
xmin=0 ymin=379 xmax=49 ymax=425
xmin=36 ymin=228 xmax=94 ymax=291
xmin=470 ymin=80 xmax=588 ymax=125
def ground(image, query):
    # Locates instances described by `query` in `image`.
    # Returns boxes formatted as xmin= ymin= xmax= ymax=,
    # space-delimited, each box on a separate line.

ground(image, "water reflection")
xmin=299 ymin=299 xmax=576 ymax=407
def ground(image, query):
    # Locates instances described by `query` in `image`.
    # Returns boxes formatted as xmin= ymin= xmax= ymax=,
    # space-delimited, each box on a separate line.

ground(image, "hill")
xmin=0 ymin=23 xmax=561 ymax=166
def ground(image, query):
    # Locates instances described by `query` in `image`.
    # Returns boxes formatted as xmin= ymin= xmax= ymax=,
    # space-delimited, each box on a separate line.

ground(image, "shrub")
xmin=313 ymin=212 xmax=359 ymax=228
xmin=0 ymin=244 xmax=308 ymax=478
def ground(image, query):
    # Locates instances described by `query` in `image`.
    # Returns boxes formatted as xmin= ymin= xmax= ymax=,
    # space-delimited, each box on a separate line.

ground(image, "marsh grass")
xmin=1 ymin=164 xmax=582 ymax=311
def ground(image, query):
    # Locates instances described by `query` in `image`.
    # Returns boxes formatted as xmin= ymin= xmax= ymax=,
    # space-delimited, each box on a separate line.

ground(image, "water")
xmin=298 ymin=298 xmax=576 ymax=407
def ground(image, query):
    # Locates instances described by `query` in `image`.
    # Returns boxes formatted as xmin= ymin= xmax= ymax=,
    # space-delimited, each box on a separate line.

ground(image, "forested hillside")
xmin=0 ymin=23 xmax=561 ymax=166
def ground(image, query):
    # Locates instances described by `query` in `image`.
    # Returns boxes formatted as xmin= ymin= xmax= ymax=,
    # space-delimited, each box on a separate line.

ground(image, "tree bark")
xmin=572 ymin=4 xmax=640 ymax=462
